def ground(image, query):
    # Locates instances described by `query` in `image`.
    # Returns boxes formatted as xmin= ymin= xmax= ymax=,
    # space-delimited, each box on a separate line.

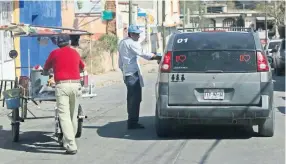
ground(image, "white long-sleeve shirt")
xmin=118 ymin=37 xmax=154 ymax=87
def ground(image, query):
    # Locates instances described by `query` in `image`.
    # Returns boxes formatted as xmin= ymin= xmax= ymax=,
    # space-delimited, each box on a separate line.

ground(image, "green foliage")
xmin=98 ymin=34 xmax=118 ymax=54
xmin=255 ymin=1 xmax=285 ymax=26
xmin=234 ymin=14 xmax=245 ymax=27
xmin=98 ymin=34 xmax=119 ymax=71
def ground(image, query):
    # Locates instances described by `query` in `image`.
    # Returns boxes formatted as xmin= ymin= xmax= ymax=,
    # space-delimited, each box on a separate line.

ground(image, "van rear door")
xmin=168 ymin=32 xmax=261 ymax=106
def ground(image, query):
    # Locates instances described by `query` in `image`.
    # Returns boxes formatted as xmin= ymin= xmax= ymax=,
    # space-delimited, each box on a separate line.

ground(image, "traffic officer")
xmin=118 ymin=25 xmax=161 ymax=129
xmin=44 ymin=35 xmax=85 ymax=155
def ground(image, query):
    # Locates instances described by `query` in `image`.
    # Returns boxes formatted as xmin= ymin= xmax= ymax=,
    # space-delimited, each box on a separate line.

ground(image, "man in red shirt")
xmin=44 ymin=35 xmax=85 ymax=155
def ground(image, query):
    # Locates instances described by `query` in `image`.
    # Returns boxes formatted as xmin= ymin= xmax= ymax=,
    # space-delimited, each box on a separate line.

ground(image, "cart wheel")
xmin=75 ymin=104 xmax=83 ymax=138
xmin=58 ymin=133 xmax=63 ymax=147
xmin=11 ymin=108 xmax=20 ymax=142
xmin=20 ymin=98 xmax=28 ymax=119
xmin=56 ymin=119 xmax=64 ymax=147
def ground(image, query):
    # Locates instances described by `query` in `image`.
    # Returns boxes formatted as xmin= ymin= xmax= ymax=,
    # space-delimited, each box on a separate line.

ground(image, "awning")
xmin=256 ymin=17 xmax=275 ymax=21
xmin=0 ymin=23 xmax=93 ymax=37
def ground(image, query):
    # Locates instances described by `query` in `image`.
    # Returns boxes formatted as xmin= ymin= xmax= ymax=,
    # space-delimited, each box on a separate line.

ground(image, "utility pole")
xmin=157 ymin=0 xmax=159 ymax=26
xmin=183 ymin=0 xmax=186 ymax=32
xmin=162 ymin=0 xmax=166 ymax=50
xmin=274 ymin=1 xmax=279 ymax=38
xmin=129 ymin=0 xmax=132 ymax=25
xmin=264 ymin=0 xmax=271 ymax=43
xmin=198 ymin=1 xmax=202 ymax=28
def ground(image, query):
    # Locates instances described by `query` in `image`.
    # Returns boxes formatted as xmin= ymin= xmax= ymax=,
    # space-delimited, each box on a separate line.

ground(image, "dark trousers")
xmin=124 ymin=72 xmax=142 ymax=125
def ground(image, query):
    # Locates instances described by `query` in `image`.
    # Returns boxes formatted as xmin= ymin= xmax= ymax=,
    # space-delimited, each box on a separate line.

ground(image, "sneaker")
xmin=65 ymin=150 xmax=77 ymax=155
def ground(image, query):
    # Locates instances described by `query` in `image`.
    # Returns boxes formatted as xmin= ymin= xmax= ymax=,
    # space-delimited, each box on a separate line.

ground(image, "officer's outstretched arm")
xmin=130 ymin=42 xmax=155 ymax=60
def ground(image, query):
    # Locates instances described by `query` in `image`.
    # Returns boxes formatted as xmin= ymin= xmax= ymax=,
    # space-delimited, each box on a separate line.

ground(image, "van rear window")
xmin=172 ymin=50 xmax=257 ymax=73
xmin=173 ymin=32 xmax=256 ymax=51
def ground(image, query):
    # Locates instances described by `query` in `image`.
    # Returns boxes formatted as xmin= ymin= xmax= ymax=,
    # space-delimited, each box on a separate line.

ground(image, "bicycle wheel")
xmin=75 ymin=104 xmax=83 ymax=138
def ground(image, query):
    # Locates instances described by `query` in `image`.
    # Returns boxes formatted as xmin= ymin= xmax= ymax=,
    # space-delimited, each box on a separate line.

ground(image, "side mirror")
xmin=9 ymin=50 xmax=18 ymax=59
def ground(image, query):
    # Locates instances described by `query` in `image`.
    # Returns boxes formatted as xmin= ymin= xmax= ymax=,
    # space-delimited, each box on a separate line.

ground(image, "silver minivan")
xmin=155 ymin=30 xmax=274 ymax=137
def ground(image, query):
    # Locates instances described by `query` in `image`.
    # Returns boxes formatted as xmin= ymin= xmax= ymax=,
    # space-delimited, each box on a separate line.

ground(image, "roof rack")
xmin=177 ymin=27 xmax=254 ymax=33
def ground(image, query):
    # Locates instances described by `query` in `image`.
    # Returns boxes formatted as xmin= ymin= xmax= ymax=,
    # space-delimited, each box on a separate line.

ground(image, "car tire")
xmin=258 ymin=109 xmax=275 ymax=137
xmin=155 ymin=107 xmax=171 ymax=138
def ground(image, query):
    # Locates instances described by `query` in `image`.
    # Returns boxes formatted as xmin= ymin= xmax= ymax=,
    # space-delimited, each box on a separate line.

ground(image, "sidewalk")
xmin=89 ymin=61 xmax=159 ymax=88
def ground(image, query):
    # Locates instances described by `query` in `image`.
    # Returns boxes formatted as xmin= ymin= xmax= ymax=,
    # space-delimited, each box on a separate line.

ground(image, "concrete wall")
xmin=61 ymin=0 xmax=106 ymax=40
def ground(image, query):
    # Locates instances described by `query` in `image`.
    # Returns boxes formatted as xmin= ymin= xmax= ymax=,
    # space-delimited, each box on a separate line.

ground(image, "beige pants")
xmin=55 ymin=82 xmax=81 ymax=151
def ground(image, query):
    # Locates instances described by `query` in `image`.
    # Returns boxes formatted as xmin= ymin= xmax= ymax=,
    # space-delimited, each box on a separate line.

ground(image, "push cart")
xmin=0 ymin=23 xmax=96 ymax=143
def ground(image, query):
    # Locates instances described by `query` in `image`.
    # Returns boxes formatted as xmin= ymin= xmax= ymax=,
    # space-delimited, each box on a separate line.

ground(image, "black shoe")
xmin=128 ymin=123 xmax=145 ymax=129
xmin=65 ymin=150 xmax=77 ymax=155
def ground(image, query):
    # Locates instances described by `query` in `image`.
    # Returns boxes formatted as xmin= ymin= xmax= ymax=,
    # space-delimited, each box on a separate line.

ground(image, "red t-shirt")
xmin=44 ymin=46 xmax=85 ymax=82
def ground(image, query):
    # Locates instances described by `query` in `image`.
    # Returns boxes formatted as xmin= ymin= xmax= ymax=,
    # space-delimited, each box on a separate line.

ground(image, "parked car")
xmin=271 ymin=39 xmax=285 ymax=76
xmin=265 ymin=39 xmax=282 ymax=56
xmin=155 ymin=29 xmax=274 ymax=137
xmin=265 ymin=39 xmax=282 ymax=67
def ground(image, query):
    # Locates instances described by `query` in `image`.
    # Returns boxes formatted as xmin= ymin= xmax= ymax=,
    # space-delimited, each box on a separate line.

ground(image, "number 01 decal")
xmin=177 ymin=38 xmax=188 ymax=44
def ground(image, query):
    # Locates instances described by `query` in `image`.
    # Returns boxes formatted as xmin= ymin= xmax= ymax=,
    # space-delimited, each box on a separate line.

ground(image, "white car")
xmin=265 ymin=39 xmax=282 ymax=56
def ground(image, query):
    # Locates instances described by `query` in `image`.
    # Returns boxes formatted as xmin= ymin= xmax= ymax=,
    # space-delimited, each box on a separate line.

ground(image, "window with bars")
xmin=223 ymin=18 xmax=235 ymax=27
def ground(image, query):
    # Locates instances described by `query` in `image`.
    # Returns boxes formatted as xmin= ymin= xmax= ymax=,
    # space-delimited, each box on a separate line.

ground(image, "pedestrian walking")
xmin=118 ymin=25 xmax=161 ymax=129
xmin=43 ymin=35 xmax=85 ymax=154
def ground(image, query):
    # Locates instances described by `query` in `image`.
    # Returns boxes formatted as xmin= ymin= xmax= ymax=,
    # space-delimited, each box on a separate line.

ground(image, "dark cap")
xmin=57 ymin=35 xmax=70 ymax=47
xmin=51 ymin=35 xmax=70 ymax=47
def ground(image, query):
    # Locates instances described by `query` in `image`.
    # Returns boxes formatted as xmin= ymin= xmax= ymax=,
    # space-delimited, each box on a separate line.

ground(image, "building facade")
xmin=181 ymin=3 xmax=273 ymax=30
xmin=10 ymin=0 xmax=107 ymax=77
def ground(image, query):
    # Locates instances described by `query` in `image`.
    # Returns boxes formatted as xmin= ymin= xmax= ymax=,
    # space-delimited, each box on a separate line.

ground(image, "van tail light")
xmin=160 ymin=51 xmax=172 ymax=72
xmin=257 ymin=51 xmax=269 ymax=72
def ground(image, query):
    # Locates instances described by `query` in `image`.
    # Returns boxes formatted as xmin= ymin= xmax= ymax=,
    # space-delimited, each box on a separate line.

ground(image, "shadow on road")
xmin=273 ymin=75 xmax=285 ymax=92
xmin=84 ymin=116 xmax=258 ymax=141
xmin=0 ymin=128 xmax=64 ymax=154
xmin=199 ymin=139 xmax=221 ymax=164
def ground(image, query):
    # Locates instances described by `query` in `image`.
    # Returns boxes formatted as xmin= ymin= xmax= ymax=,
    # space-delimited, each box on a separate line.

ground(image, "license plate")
xmin=204 ymin=89 xmax=224 ymax=100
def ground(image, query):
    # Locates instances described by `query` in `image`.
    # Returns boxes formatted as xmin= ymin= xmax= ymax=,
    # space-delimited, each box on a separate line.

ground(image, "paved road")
xmin=0 ymin=71 xmax=285 ymax=164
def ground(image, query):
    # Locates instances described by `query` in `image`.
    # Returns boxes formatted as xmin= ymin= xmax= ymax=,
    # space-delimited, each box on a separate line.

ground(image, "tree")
xmin=234 ymin=14 xmax=246 ymax=27
xmin=255 ymin=1 xmax=285 ymax=38
xmin=98 ymin=34 xmax=118 ymax=71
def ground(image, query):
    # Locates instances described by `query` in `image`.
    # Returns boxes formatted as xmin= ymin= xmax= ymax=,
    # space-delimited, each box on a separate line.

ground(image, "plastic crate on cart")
xmin=3 ymin=88 xmax=21 ymax=109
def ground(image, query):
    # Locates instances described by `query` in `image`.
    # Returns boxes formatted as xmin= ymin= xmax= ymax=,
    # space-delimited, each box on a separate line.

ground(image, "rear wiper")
xmin=205 ymin=70 xmax=224 ymax=73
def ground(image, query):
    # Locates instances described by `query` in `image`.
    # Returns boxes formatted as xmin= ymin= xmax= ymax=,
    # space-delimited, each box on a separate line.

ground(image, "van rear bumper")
xmin=157 ymin=95 xmax=272 ymax=121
